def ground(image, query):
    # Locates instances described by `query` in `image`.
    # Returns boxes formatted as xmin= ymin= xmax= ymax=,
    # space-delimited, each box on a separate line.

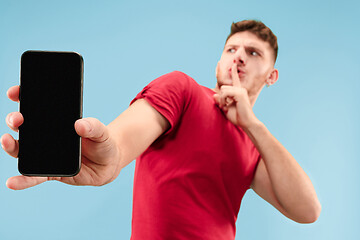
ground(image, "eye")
xmin=250 ymin=51 xmax=259 ymax=56
xmin=227 ymin=48 xmax=236 ymax=53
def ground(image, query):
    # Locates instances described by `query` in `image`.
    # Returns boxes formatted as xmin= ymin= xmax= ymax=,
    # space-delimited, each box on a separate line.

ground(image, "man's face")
xmin=216 ymin=31 xmax=277 ymax=96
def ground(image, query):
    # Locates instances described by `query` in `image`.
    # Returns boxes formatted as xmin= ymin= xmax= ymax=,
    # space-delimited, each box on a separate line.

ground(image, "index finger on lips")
xmin=231 ymin=64 xmax=242 ymax=88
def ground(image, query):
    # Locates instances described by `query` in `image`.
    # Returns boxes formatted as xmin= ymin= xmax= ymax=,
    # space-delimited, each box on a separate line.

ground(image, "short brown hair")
xmin=226 ymin=20 xmax=278 ymax=63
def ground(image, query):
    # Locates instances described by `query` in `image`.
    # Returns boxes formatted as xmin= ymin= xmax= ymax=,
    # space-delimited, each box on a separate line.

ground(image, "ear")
xmin=266 ymin=68 xmax=279 ymax=86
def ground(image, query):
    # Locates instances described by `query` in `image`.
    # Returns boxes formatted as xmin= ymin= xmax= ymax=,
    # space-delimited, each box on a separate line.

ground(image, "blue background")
xmin=1 ymin=0 xmax=359 ymax=239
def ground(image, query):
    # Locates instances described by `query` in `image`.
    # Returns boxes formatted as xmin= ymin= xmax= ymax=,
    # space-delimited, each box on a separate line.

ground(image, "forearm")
xmin=107 ymin=99 xmax=170 ymax=170
xmin=244 ymin=120 xmax=321 ymax=221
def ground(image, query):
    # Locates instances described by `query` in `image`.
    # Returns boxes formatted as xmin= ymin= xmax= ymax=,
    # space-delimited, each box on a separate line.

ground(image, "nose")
xmin=233 ymin=48 xmax=246 ymax=65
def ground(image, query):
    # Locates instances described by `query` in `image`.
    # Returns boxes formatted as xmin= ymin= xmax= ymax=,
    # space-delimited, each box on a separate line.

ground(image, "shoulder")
xmin=151 ymin=71 xmax=198 ymax=87
xmin=144 ymin=71 xmax=201 ymax=98
xmin=131 ymin=71 xmax=201 ymax=131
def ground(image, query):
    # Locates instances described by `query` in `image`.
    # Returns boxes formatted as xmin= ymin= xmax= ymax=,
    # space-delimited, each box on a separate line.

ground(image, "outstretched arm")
xmin=1 ymin=86 xmax=169 ymax=190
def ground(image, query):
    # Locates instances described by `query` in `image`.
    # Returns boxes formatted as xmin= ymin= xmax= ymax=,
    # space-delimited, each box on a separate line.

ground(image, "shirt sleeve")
xmin=130 ymin=71 xmax=195 ymax=134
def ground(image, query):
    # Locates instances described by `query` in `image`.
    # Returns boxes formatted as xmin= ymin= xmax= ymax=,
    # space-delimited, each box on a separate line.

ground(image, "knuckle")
xmin=86 ymin=117 xmax=100 ymax=126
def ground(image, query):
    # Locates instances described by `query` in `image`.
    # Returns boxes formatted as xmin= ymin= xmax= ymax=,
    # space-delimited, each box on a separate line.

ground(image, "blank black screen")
xmin=19 ymin=51 xmax=83 ymax=176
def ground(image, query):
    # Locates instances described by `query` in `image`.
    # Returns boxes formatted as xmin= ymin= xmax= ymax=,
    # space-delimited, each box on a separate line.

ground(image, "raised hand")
xmin=213 ymin=63 xmax=259 ymax=129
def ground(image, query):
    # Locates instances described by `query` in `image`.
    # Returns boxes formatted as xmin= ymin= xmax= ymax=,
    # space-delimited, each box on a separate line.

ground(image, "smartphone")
xmin=18 ymin=50 xmax=83 ymax=176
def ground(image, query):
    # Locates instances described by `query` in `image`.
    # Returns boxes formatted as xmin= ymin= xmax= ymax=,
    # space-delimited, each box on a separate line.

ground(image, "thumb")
xmin=6 ymin=175 xmax=49 ymax=190
xmin=75 ymin=117 xmax=109 ymax=143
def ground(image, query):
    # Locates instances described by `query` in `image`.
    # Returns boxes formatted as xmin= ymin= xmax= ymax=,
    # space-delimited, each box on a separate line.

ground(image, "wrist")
xmin=242 ymin=119 xmax=266 ymax=138
xmin=242 ymin=116 xmax=263 ymax=130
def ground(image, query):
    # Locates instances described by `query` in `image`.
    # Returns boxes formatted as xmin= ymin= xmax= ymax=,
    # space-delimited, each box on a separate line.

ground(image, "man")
xmin=1 ymin=20 xmax=321 ymax=239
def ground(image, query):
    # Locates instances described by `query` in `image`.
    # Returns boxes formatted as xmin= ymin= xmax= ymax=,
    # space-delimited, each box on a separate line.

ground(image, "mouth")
xmin=228 ymin=67 xmax=245 ymax=78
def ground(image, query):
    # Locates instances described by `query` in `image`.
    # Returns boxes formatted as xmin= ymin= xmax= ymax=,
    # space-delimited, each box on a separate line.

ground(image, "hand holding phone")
xmin=1 ymin=51 xmax=121 ymax=190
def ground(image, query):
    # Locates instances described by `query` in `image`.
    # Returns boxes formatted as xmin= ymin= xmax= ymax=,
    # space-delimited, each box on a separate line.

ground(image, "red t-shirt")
xmin=130 ymin=71 xmax=261 ymax=240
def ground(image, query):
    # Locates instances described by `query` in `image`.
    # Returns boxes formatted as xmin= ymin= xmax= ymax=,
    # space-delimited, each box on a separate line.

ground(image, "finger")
xmin=231 ymin=63 xmax=242 ymax=87
xmin=6 ymin=175 xmax=48 ymax=190
xmin=221 ymin=85 xmax=249 ymax=102
xmin=6 ymin=112 xmax=24 ymax=132
xmin=75 ymin=117 xmax=109 ymax=143
xmin=7 ymin=86 xmax=20 ymax=102
xmin=220 ymin=85 xmax=238 ymax=101
xmin=220 ymin=87 xmax=238 ymax=99
xmin=1 ymin=133 xmax=19 ymax=158
xmin=217 ymin=91 xmax=225 ymax=108
xmin=213 ymin=94 xmax=220 ymax=106
xmin=220 ymin=89 xmax=231 ymax=108
xmin=219 ymin=87 xmax=239 ymax=106
xmin=214 ymin=93 xmax=227 ymax=106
